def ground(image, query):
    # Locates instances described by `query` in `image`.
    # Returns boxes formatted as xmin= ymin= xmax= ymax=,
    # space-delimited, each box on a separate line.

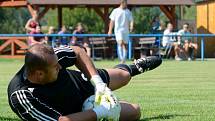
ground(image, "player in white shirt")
xmin=162 ymin=23 xmax=176 ymax=47
xmin=108 ymin=0 xmax=134 ymax=64
xmin=162 ymin=23 xmax=181 ymax=60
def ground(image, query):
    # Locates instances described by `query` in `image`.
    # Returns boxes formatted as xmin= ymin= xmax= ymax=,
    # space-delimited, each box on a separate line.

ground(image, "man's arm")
xmin=72 ymin=31 xmax=78 ymax=45
xmin=10 ymin=90 xmax=61 ymax=121
xmin=25 ymin=19 xmax=35 ymax=32
xmin=70 ymin=46 xmax=98 ymax=79
xmin=59 ymin=110 xmax=97 ymax=121
xmin=10 ymin=89 xmax=99 ymax=121
xmin=129 ymin=10 xmax=134 ymax=33
xmin=108 ymin=20 xmax=114 ymax=35
xmin=130 ymin=21 xmax=134 ymax=33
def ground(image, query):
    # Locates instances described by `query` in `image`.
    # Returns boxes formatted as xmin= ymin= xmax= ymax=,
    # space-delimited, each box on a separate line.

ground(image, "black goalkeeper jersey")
xmin=7 ymin=46 xmax=110 ymax=121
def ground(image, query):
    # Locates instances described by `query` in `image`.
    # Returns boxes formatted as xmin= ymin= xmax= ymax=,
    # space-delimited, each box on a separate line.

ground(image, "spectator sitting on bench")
xmin=72 ymin=23 xmax=91 ymax=57
xmin=29 ymin=25 xmax=46 ymax=46
xmin=177 ymin=23 xmax=198 ymax=61
xmin=162 ymin=23 xmax=180 ymax=60
xmin=58 ymin=25 xmax=70 ymax=46
xmin=45 ymin=26 xmax=56 ymax=48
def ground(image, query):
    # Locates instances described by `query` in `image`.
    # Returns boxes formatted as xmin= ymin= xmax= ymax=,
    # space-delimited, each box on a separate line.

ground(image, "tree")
xmin=45 ymin=8 xmax=104 ymax=33
xmin=0 ymin=8 xmax=29 ymax=34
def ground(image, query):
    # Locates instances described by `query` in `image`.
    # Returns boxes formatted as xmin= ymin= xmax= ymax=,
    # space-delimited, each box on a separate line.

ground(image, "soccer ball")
xmin=82 ymin=95 xmax=96 ymax=111
xmin=82 ymin=95 xmax=115 ymax=121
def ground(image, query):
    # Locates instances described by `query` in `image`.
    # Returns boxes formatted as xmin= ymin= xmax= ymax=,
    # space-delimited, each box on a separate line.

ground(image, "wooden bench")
xmin=89 ymin=37 xmax=109 ymax=59
xmin=134 ymin=37 xmax=158 ymax=58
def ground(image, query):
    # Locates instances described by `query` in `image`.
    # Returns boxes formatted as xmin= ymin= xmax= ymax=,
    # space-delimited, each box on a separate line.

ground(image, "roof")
xmin=27 ymin=0 xmax=195 ymax=6
xmin=195 ymin=0 xmax=214 ymax=3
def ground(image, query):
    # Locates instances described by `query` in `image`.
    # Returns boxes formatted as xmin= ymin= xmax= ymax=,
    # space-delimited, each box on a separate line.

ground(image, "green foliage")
xmin=133 ymin=7 xmax=164 ymax=34
xmin=0 ymin=8 xmax=29 ymax=34
xmin=45 ymin=7 xmax=166 ymax=34
xmin=45 ymin=8 xmax=104 ymax=33
xmin=63 ymin=8 xmax=105 ymax=33
xmin=183 ymin=6 xmax=196 ymax=20
xmin=0 ymin=6 xmax=196 ymax=34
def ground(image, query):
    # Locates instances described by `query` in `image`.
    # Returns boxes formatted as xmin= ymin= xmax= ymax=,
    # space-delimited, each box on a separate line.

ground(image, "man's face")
xmin=77 ymin=25 xmax=83 ymax=31
xmin=43 ymin=54 xmax=61 ymax=83
xmin=167 ymin=24 xmax=173 ymax=31
xmin=183 ymin=24 xmax=189 ymax=32
xmin=62 ymin=26 xmax=67 ymax=32
xmin=121 ymin=1 xmax=127 ymax=9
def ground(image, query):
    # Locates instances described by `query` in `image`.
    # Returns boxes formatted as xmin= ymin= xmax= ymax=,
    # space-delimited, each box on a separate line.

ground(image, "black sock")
xmin=114 ymin=64 xmax=141 ymax=77
xmin=188 ymin=47 xmax=194 ymax=58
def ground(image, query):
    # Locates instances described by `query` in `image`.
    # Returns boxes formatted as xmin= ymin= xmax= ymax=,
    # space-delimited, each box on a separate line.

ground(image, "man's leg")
xmin=189 ymin=42 xmax=198 ymax=59
xmin=119 ymin=101 xmax=141 ymax=121
xmin=105 ymin=56 xmax=161 ymax=121
xmin=122 ymin=43 xmax=127 ymax=63
xmin=107 ymin=68 xmax=131 ymax=90
xmin=184 ymin=42 xmax=190 ymax=59
xmin=107 ymin=56 xmax=162 ymax=90
xmin=174 ymin=43 xmax=181 ymax=60
xmin=117 ymin=42 xmax=123 ymax=62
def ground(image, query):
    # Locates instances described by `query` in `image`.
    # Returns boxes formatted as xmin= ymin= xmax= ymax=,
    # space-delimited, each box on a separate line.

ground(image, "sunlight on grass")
xmin=0 ymin=58 xmax=215 ymax=121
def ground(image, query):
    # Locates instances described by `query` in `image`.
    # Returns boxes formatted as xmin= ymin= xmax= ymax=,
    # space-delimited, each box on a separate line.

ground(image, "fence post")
xmin=128 ymin=37 xmax=132 ymax=60
xmin=158 ymin=36 xmax=161 ymax=58
xmin=201 ymin=37 xmax=205 ymax=61
xmin=91 ymin=38 xmax=95 ymax=60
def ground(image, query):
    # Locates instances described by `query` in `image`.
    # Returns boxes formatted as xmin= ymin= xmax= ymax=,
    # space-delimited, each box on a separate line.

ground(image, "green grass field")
xmin=0 ymin=58 xmax=215 ymax=121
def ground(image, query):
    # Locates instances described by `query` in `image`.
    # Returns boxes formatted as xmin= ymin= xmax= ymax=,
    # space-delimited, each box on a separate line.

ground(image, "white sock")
xmin=122 ymin=48 xmax=127 ymax=61
xmin=117 ymin=45 xmax=123 ymax=61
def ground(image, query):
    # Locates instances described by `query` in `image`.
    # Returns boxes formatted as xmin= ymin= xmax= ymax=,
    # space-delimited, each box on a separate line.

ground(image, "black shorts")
xmin=65 ymin=69 xmax=110 ymax=101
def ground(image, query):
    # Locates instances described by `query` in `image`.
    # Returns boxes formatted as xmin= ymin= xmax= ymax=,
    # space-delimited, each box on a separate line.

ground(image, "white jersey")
xmin=109 ymin=7 xmax=133 ymax=34
xmin=162 ymin=29 xmax=176 ymax=47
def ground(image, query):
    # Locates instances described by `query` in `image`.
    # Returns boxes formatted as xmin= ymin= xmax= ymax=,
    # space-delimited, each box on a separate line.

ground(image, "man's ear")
xmin=35 ymin=70 xmax=45 ymax=79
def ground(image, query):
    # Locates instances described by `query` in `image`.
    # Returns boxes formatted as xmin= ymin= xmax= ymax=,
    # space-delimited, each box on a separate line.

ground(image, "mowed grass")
xmin=0 ymin=58 xmax=215 ymax=121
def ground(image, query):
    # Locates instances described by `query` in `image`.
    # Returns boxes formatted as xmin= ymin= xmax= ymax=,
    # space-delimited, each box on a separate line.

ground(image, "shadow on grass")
xmin=0 ymin=116 xmax=20 ymax=121
xmin=140 ymin=114 xmax=194 ymax=121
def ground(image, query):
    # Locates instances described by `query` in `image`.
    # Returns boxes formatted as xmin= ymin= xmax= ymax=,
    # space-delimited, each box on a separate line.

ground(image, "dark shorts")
xmin=66 ymin=69 xmax=110 ymax=101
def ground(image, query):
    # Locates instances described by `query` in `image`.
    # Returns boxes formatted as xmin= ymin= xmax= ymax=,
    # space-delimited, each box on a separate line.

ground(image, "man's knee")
xmin=132 ymin=104 xmax=141 ymax=120
xmin=120 ymin=102 xmax=141 ymax=121
xmin=120 ymin=70 xmax=131 ymax=86
xmin=114 ymin=64 xmax=131 ymax=85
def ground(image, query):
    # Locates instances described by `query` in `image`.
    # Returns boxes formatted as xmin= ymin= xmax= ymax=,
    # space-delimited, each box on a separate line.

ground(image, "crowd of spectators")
xmin=25 ymin=10 xmax=91 ymax=57
xmin=148 ymin=16 xmax=198 ymax=61
xmin=160 ymin=22 xmax=198 ymax=61
xmin=25 ymin=10 xmax=198 ymax=61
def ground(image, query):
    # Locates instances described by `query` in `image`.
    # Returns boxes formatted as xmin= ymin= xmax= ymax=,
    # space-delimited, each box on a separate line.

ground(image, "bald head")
xmin=25 ymin=44 xmax=55 ymax=75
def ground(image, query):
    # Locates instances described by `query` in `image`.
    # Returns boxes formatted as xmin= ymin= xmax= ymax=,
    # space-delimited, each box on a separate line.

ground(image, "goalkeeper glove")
xmin=93 ymin=94 xmax=121 ymax=121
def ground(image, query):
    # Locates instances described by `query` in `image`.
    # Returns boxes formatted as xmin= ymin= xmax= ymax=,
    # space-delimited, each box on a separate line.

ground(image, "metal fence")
xmin=0 ymin=34 xmax=215 ymax=61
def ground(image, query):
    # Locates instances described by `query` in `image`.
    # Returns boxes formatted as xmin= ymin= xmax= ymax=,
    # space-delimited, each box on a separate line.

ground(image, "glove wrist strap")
xmin=90 ymin=75 xmax=103 ymax=86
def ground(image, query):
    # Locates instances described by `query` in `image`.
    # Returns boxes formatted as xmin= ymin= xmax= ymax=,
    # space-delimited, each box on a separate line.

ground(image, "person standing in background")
xmin=25 ymin=10 xmax=39 ymax=33
xmin=108 ymin=0 xmax=134 ymax=64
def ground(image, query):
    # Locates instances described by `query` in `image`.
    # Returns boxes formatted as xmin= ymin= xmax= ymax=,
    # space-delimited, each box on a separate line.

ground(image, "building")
xmin=196 ymin=0 xmax=215 ymax=57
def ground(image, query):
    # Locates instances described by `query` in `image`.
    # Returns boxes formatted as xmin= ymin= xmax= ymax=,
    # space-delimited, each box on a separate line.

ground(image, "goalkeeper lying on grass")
xmin=8 ymin=44 xmax=162 ymax=121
